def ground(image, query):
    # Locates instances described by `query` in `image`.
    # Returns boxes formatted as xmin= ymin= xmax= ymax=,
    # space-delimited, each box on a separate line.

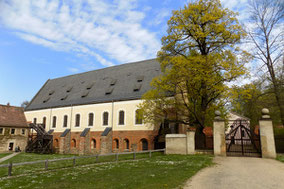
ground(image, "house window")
xmin=103 ymin=112 xmax=109 ymax=126
xmin=89 ymin=113 xmax=94 ymax=126
xmin=124 ymin=139 xmax=129 ymax=150
xmin=75 ymin=114 xmax=80 ymax=127
xmin=63 ymin=115 xmax=68 ymax=128
xmin=92 ymin=139 xmax=96 ymax=149
xmin=118 ymin=110 xmax=125 ymax=125
xmin=21 ymin=129 xmax=25 ymax=135
xmin=10 ymin=128 xmax=15 ymax=135
xmin=0 ymin=128 xmax=3 ymax=134
xmin=241 ymin=130 xmax=245 ymax=137
xmin=33 ymin=118 xmax=37 ymax=124
xmin=42 ymin=117 xmax=46 ymax=129
xmin=71 ymin=139 xmax=76 ymax=148
xmin=52 ymin=116 xmax=57 ymax=128
xmin=114 ymin=139 xmax=119 ymax=149
xmin=135 ymin=109 xmax=143 ymax=125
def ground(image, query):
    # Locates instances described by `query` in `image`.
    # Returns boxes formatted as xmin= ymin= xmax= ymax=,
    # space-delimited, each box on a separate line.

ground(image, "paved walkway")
xmin=184 ymin=156 xmax=284 ymax=189
xmin=0 ymin=153 xmax=20 ymax=163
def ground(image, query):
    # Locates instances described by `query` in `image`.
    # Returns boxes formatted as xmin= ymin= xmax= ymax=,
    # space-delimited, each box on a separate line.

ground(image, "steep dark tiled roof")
xmin=25 ymin=59 xmax=161 ymax=111
xmin=0 ymin=105 xmax=28 ymax=127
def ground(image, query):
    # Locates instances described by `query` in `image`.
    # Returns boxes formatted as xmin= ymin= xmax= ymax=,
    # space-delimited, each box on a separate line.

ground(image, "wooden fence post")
xmin=8 ymin=162 xmax=12 ymax=176
xmin=45 ymin=159 xmax=48 ymax=170
xmin=96 ymin=155 xmax=99 ymax=163
xmin=73 ymin=156 xmax=76 ymax=167
xmin=133 ymin=151 xmax=136 ymax=160
xmin=149 ymin=150 xmax=152 ymax=158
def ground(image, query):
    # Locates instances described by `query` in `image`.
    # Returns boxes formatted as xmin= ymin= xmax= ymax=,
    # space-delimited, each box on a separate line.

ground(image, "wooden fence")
xmin=0 ymin=149 xmax=165 ymax=177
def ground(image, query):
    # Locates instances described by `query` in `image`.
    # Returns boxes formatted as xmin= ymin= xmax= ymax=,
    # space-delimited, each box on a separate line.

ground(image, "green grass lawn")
xmin=276 ymin=154 xmax=284 ymax=163
xmin=0 ymin=154 xmax=213 ymax=189
xmin=0 ymin=153 xmax=12 ymax=159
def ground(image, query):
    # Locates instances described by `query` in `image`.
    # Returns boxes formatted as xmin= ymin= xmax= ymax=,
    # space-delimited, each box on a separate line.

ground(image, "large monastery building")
xmin=24 ymin=59 xmax=179 ymax=154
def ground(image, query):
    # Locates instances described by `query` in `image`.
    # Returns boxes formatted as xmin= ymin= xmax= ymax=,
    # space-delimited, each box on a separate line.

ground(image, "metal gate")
xmin=226 ymin=120 xmax=261 ymax=157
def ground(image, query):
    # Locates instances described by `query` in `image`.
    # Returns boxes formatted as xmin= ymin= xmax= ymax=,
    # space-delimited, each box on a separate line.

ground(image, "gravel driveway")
xmin=184 ymin=156 xmax=284 ymax=189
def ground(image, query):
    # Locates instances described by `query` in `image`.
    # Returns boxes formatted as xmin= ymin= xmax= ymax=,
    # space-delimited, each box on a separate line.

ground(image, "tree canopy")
xmin=140 ymin=0 xmax=250 ymax=130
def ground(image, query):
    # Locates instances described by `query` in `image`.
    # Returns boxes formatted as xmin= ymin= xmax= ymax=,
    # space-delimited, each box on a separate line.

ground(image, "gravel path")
xmin=0 ymin=153 xmax=20 ymax=163
xmin=184 ymin=156 xmax=284 ymax=189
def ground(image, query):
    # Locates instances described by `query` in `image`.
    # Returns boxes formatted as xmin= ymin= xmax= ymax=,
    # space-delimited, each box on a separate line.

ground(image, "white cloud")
xmin=0 ymin=0 xmax=161 ymax=68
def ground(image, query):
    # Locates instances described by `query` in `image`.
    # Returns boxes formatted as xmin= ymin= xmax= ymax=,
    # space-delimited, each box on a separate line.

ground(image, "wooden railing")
xmin=0 ymin=149 xmax=165 ymax=177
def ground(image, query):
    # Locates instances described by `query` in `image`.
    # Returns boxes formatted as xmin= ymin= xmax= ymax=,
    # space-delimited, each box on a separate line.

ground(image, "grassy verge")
xmin=276 ymin=154 xmax=284 ymax=163
xmin=0 ymin=152 xmax=160 ymax=177
xmin=0 ymin=154 xmax=213 ymax=189
xmin=0 ymin=153 xmax=12 ymax=159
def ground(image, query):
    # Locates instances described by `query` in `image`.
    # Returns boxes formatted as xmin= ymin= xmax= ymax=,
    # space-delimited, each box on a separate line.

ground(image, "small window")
xmin=75 ymin=114 xmax=80 ymax=127
xmin=86 ymin=82 xmax=94 ymax=90
xmin=241 ymin=130 xmax=245 ymax=137
xmin=133 ymin=83 xmax=142 ymax=92
xmin=61 ymin=95 xmax=68 ymax=101
xmin=33 ymin=118 xmax=37 ymax=124
xmin=105 ymin=88 xmax=113 ymax=95
xmin=110 ymin=79 xmax=117 ymax=86
xmin=135 ymin=109 xmax=143 ymax=125
xmin=66 ymin=86 xmax=73 ymax=93
xmin=92 ymin=139 xmax=96 ymax=149
xmin=52 ymin=116 xmax=57 ymax=128
xmin=42 ymin=117 xmax=46 ymax=129
xmin=118 ymin=111 xmax=125 ymax=125
xmin=114 ymin=139 xmax=119 ymax=149
xmin=136 ymin=75 xmax=144 ymax=82
xmin=63 ymin=115 xmax=68 ymax=128
xmin=89 ymin=113 xmax=94 ymax=126
xmin=49 ymin=90 xmax=55 ymax=95
xmin=10 ymin=128 xmax=15 ymax=135
xmin=21 ymin=129 xmax=25 ymax=135
xmin=43 ymin=97 xmax=50 ymax=103
xmin=103 ymin=112 xmax=109 ymax=126
xmin=0 ymin=128 xmax=3 ymax=134
xmin=81 ymin=91 xmax=89 ymax=98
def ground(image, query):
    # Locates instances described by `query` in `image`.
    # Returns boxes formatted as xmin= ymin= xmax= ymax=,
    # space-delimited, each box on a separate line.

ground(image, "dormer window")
xmin=136 ymin=75 xmax=144 ymax=82
xmin=61 ymin=95 xmax=68 ymax=101
xmin=110 ymin=79 xmax=117 ymax=86
xmin=133 ymin=83 xmax=142 ymax=92
xmin=66 ymin=86 xmax=73 ymax=93
xmin=86 ymin=82 xmax=94 ymax=90
xmin=43 ymin=97 xmax=50 ymax=103
xmin=81 ymin=91 xmax=89 ymax=98
xmin=105 ymin=87 xmax=113 ymax=95
xmin=49 ymin=90 xmax=55 ymax=95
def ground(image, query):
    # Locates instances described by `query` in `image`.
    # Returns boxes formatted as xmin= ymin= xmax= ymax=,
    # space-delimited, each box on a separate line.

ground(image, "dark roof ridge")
xmin=50 ymin=58 xmax=157 ymax=81
xmin=0 ymin=104 xmax=24 ymax=109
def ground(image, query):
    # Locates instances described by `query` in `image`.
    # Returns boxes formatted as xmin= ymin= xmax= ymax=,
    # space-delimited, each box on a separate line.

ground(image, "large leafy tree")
xmin=140 ymin=0 xmax=249 ymax=137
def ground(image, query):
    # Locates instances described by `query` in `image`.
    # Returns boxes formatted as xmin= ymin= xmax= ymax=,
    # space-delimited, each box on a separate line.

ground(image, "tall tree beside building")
xmin=140 ymin=0 xmax=250 ymax=147
xmin=248 ymin=0 xmax=284 ymax=125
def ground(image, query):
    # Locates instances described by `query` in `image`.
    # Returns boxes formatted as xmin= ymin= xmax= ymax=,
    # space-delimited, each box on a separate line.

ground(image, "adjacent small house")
xmin=0 ymin=104 xmax=29 ymax=152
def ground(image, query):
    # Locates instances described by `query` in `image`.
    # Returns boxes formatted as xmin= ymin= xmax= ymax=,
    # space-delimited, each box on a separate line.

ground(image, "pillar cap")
xmin=214 ymin=110 xmax=223 ymax=120
xmin=262 ymin=108 xmax=270 ymax=119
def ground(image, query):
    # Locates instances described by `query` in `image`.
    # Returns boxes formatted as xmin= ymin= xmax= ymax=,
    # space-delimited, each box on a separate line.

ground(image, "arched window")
xmin=63 ymin=115 xmax=68 ymax=128
xmin=52 ymin=116 xmax=57 ymax=128
xmin=124 ymin=139 xmax=129 ymax=150
xmin=103 ymin=112 xmax=109 ymax=126
xmin=135 ymin=109 xmax=143 ymax=125
xmin=89 ymin=113 xmax=94 ymax=126
xmin=75 ymin=114 xmax=80 ymax=127
xmin=141 ymin=139 xmax=148 ymax=151
xmin=114 ymin=139 xmax=119 ymax=149
xmin=54 ymin=139 xmax=59 ymax=148
xmin=71 ymin=139 xmax=76 ymax=148
xmin=118 ymin=111 xmax=125 ymax=125
xmin=92 ymin=139 xmax=96 ymax=149
xmin=42 ymin=117 xmax=46 ymax=129
xmin=33 ymin=118 xmax=37 ymax=124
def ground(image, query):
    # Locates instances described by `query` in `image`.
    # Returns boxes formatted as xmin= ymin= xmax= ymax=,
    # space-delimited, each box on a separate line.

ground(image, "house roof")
xmin=0 ymin=104 xmax=28 ymax=127
xmin=25 ymin=59 xmax=162 ymax=111
xmin=229 ymin=112 xmax=250 ymax=120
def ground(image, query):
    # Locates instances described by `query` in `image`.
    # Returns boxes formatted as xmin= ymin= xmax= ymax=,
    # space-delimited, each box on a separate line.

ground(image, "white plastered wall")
xmin=24 ymin=100 xmax=154 ymax=132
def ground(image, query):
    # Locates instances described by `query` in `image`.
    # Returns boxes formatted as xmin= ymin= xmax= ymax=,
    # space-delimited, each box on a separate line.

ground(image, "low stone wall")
xmin=165 ymin=131 xmax=195 ymax=155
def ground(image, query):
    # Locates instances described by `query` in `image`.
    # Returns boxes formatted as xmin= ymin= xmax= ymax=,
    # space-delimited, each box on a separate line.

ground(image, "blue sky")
xmin=0 ymin=0 xmax=249 ymax=106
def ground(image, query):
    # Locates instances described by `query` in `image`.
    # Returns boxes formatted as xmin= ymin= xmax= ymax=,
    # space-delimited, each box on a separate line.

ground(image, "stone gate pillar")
xmin=186 ymin=129 xmax=195 ymax=154
xmin=213 ymin=110 xmax=226 ymax=156
xmin=259 ymin=108 xmax=276 ymax=159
